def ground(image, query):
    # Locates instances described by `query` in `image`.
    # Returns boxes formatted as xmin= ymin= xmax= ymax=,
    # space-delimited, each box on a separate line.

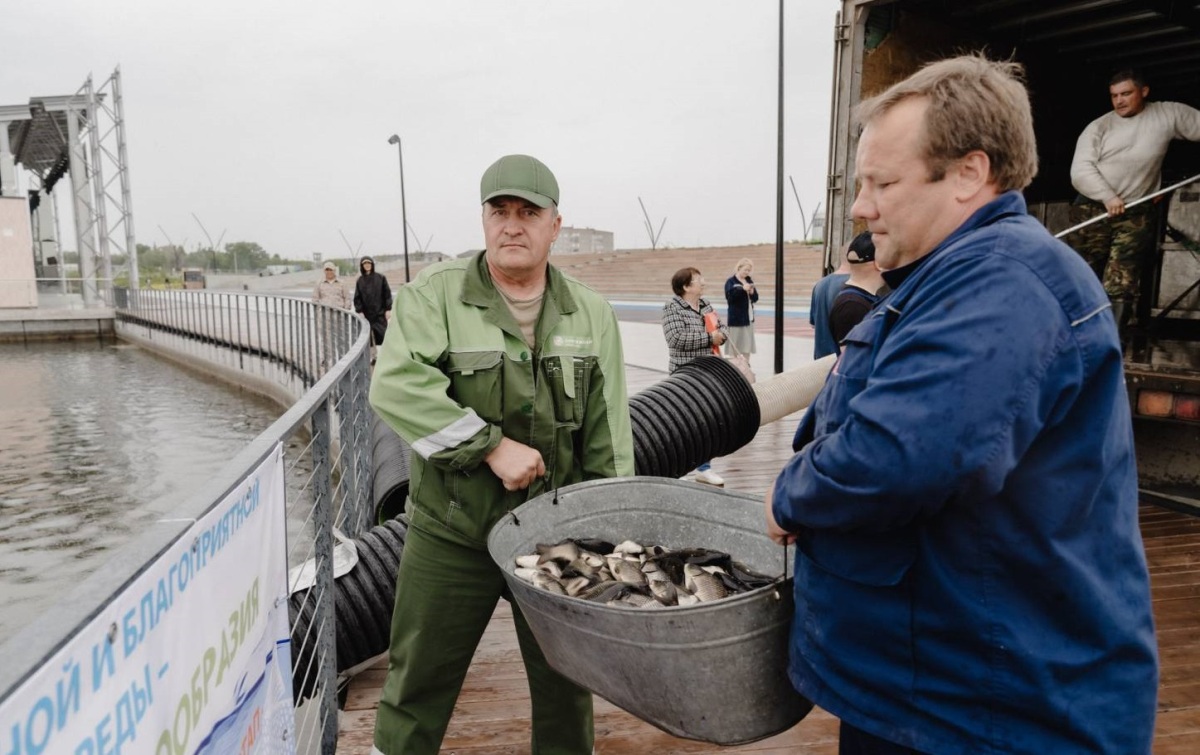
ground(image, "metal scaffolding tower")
xmin=1 ymin=67 xmax=139 ymax=306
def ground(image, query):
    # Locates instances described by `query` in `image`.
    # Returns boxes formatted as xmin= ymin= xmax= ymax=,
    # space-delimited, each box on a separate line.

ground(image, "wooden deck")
xmin=338 ymin=365 xmax=1200 ymax=754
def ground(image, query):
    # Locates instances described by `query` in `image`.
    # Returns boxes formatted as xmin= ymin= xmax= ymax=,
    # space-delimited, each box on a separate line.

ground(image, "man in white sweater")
xmin=1068 ymin=69 xmax=1200 ymax=327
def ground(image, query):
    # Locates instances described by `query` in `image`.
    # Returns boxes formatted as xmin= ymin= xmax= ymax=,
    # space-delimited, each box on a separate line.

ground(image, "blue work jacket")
xmin=772 ymin=192 xmax=1158 ymax=754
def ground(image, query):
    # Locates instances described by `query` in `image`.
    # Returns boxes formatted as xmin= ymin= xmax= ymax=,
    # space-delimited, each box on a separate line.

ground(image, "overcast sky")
xmin=4 ymin=1 xmax=838 ymax=261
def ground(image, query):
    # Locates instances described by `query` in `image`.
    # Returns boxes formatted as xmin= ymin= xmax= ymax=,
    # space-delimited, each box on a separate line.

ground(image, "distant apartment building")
xmin=809 ymin=209 xmax=825 ymax=243
xmin=551 ymin=226 xmax=614 ymax=255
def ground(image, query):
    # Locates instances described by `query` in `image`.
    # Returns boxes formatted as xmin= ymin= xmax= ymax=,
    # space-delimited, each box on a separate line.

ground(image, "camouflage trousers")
xmin=1065 ymin=198 xmax=1155 ymax=303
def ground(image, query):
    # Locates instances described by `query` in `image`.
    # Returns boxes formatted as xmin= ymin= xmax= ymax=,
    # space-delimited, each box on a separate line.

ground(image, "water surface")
xmin=0 ymin=340 xmax=281 ymax=641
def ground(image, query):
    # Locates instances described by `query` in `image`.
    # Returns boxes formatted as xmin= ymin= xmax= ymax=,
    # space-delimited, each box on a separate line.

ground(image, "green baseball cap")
xmin=480 ymin=154 xmax=559 ymax=208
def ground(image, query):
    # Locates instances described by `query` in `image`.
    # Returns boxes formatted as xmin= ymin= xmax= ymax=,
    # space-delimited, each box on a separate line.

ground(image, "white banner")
xmin=1 ymin=444 xmax=294 ymax=755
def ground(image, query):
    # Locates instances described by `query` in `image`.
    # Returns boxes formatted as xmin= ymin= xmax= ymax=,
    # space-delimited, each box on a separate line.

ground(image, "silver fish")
xmin=531 ymin=571 xmax=566 ymax=594
xmin=608 ymin=591 xmax=656 ymax=608
xmin=613 ymin=539 xmax=644 ymax=556
xmin=609 ymin=558 xmax=647 ymax=586
xmin=514 ymin=554 xmax=541 ymax=569
xmin=582 ymin=580 xmax=633 ymax=602
xmin=564 ymin=556 xmax=603 ymax=579
xmin=604 ymin=552 xmax=641 ymax=567
xmin=684 ymin=563 xmax=728 ymax=602
xmin=580 ymin=551 xmax=606 ymax=568
xmin=644 ymin=568 xmax=672 ymax=585
xmin=648 ymin=578 xmax=678 ymax=606
xmin=517 ymin=538 xmax=764 ymax=608
xmin=562 ymin=576 xmax=592 ymax=597
xmin=536 ymin=540 xmax=581 ymax=565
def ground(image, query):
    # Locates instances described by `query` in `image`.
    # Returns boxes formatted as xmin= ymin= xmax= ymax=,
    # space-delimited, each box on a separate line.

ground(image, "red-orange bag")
xmin=703 ymin=311 xmax=721 ymax=356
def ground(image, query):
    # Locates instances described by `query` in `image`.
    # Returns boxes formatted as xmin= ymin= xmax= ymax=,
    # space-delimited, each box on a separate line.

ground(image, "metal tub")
xmin=486 ymin=477 xmax=813 ymax=745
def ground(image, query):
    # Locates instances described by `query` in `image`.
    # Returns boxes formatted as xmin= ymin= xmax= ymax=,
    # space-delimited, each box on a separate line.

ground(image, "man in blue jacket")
xmin=808 ymin=261 xmax=849 ymax=360
xmin=767 ymin=55 xmax=1158 ymax=754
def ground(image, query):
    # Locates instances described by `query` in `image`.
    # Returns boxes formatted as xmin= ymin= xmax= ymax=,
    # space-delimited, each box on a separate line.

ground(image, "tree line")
xmin=112 ymin=241 xmax=296 ymax=275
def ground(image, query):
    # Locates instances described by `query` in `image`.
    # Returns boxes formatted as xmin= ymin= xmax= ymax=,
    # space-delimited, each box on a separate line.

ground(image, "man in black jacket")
xmin=354 ymin=256 xmax=393 ymax=363
xmin=828 ymin=231 xmax=886 ymax=353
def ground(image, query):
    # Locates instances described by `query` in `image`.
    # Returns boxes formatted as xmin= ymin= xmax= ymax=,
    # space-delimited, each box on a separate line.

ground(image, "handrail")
xmin=0 ymin=288 xmax=373 ymax=754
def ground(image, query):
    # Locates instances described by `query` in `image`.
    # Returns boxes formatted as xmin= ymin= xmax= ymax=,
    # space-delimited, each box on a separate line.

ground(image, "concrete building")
xmin=552 ymin=226 xmax=613 ymax=255
xmin=809 ymin=209 xmax=825 ymax=244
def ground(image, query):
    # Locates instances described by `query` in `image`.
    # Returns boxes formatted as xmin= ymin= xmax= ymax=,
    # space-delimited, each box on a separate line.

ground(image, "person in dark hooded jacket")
xmin=354 ymin=256 xmax=393 ymax=358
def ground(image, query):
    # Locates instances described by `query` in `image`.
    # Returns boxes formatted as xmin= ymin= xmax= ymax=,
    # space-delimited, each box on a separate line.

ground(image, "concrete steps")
xmin=553 ymin=243 xmax=825 ymax=305
xmin=375 ymin=243 xmax=828 ymax=307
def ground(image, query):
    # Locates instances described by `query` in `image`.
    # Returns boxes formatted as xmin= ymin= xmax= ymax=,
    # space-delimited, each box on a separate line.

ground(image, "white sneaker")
xmin=693 ymin=468 xmax=725 ymax=487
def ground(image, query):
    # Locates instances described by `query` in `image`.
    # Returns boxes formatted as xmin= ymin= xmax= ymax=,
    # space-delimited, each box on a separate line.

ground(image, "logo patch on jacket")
xmin=552 ymin=335 xmax=593 ymax=350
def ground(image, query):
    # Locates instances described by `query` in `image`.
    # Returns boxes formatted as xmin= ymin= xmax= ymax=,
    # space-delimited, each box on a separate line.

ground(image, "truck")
xmin=823 ymin=0 xmax=1200 ymax=505
xmin=182 ymin=267 xmax=206 ymax=289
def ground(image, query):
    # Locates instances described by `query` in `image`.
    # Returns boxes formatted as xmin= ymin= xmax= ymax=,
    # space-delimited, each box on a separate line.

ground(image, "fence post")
xmin=333 ymin=318 xmax=374 ymax=537
xmin=354 ymin=352 xmax=375 ymax=533
xmin=311 ymin=399 xmax=339 ymax=754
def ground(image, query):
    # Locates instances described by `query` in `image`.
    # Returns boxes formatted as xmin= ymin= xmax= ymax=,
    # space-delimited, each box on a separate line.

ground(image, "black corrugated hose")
xmin=288 ymin=518 xmax=406 ymax=702
xmin=371 ymin=413 xmax=411 ymax=523
xmin=630 ymin=355 xmax=759 ymax=478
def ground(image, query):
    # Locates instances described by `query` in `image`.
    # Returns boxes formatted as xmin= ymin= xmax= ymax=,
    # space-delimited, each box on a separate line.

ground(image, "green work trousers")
xmin=1065 ymin=197 xmax=1155 ymax=304
xmin=372 ymin=520 xmax=594 ymax=755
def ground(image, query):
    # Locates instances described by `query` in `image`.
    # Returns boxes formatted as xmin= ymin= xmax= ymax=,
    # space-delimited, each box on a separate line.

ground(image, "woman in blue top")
xmin=723 ymin=258 xmax=759 ymax=357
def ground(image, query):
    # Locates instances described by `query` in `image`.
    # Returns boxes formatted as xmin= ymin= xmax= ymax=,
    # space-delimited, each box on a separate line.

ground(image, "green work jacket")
xmin=369 ymin=251 xmax=635 ymax=548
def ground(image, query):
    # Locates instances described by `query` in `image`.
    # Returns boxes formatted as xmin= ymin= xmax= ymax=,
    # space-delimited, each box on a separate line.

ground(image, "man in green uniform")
xmin=368 ymin=154 xmax=635 ymax=755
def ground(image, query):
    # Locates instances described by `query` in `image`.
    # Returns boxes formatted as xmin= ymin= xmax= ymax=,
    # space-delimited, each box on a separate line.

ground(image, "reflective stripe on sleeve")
xmin=411 ymin=409 xmax=488 ymax=459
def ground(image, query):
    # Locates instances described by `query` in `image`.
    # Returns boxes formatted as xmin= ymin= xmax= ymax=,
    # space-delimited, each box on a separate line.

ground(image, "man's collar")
xmin=461 ymin=250 xmax=577 ymax=314
xmin=880 ymin=190 xmax=1027 ymax=290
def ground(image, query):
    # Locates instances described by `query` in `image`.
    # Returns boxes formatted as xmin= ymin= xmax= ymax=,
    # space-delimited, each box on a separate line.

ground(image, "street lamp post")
xmin=387 ymin=134 xmax=411 ymax=283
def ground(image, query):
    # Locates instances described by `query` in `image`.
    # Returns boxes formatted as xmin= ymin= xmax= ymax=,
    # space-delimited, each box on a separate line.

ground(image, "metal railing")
xmin=0 ymin=288 xmax=374 ymax=754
